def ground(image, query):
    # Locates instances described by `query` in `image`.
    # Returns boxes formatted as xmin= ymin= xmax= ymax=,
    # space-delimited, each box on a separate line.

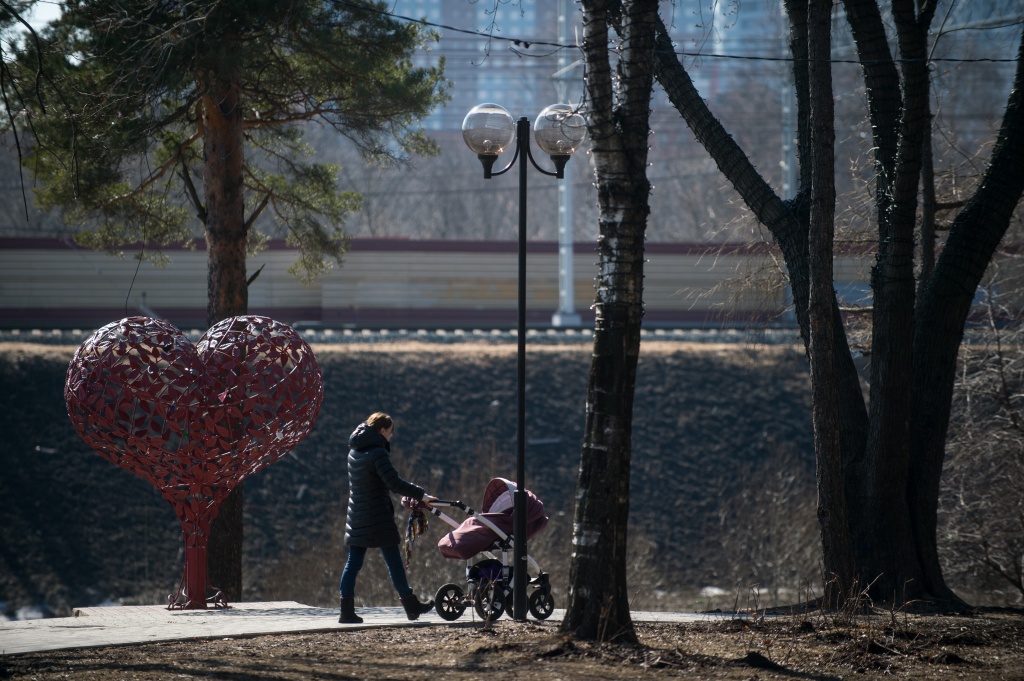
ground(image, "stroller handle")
xmin=428 ymin=499 xmax=513 ymax=545
xmin=430 ymin=499 xmax=469 ymax=511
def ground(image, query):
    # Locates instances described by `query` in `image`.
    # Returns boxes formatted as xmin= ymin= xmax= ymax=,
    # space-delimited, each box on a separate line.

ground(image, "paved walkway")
xmin=0 ymin=601 xmax=726 ymax=656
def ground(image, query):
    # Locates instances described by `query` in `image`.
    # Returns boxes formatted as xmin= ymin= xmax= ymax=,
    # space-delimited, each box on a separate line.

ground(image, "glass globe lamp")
xmin=533 ymin=104 xmax=586 ymax=177
xmin=462 ymin=104 xmax=515 ymax=176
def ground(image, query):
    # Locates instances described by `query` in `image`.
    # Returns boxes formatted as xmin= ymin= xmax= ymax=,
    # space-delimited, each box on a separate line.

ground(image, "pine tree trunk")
xmin=201 ymin=61 xmax=247 ymax=604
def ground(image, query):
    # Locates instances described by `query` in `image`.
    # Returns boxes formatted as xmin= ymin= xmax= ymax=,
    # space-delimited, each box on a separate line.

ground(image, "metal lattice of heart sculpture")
xmin=64 ymin=316 xmax=323 ymax=609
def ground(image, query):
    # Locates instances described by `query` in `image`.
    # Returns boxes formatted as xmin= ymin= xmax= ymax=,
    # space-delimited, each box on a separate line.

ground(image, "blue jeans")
xmin=339 ymin=545 xmax=412 ymax=599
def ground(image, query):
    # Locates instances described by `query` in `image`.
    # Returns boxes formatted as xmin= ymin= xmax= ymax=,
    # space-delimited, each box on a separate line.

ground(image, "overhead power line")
xmin=326 ymin=0 xmax=1022 ymax=65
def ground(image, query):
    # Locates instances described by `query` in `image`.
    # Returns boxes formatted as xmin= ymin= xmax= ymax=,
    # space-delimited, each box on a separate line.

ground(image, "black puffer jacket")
xmin=344 ymin=423 xmax=425 ymax=548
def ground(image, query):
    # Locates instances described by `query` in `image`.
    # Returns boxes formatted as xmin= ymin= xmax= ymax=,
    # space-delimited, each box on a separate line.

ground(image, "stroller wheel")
xmin=473 ymin=580 xmax=506 ymax=621
xmin=435 ymin=583 xmax=467 ymax=621
xmin=528 ymin=589 xmax=555 ymax=620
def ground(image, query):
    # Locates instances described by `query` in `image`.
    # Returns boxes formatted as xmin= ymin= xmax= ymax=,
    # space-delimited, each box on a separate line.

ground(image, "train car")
xmin=0 ymin=237 xmax=877 ymax=331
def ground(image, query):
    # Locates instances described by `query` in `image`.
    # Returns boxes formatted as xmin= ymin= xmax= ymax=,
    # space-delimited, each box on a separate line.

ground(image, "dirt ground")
xmin=3 ymin=610 xmax=1023 ymax=680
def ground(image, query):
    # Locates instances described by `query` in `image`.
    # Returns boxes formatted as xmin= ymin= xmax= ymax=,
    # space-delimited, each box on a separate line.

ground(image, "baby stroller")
xmin=420 ymin=477 xmax=554 ymax=621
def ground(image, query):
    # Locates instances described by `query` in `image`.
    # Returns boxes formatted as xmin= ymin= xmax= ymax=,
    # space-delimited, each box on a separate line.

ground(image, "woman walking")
xmin=339 ymin=412 xmax=437 ymax=623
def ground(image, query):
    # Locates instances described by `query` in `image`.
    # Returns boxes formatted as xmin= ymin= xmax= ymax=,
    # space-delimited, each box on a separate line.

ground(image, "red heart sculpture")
xmin=64 ymin=315 xmax=323 ymax=608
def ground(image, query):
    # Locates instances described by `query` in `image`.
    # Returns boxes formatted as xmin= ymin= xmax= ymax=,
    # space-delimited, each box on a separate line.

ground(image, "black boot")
xmin=400 ymin=593 xmax=434 ymax=621
xmin=339 ymin=597 xmax=363 ymax=624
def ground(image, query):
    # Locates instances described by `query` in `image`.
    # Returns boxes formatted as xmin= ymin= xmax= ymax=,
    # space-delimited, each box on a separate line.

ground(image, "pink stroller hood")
xmin=481 ymin=477 xmax=516 ymax=513
xmin=437 ymin=478 xmax=549 ymax=560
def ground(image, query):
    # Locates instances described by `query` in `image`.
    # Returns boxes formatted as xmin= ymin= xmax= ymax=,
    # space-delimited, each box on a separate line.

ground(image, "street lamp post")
xmin=462 ymin=103 xmax=585 ymax=621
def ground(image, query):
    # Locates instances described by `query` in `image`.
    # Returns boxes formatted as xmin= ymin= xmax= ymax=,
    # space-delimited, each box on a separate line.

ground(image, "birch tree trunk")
xmin=561 ymin=0 xmax=657 ymax=642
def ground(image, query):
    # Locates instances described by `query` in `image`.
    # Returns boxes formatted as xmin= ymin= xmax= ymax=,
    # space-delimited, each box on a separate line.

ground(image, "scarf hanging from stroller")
xmin=404 ymin=501 xmax=429 ymax=569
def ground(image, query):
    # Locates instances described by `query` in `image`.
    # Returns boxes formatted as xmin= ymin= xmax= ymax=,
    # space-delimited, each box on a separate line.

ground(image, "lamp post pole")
xmin=513 ymin=115 xmax=529 ymax=623
xmin=463 ymin=103 xmax=585 ymax=621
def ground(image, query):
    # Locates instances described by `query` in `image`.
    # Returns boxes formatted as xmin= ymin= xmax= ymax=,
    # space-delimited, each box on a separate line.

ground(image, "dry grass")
xmin=3 ymin=610 xmax=1023 ymax=680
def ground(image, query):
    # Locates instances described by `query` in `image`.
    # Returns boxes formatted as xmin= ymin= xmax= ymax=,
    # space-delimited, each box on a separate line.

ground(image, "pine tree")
xmin=13 ymin=0 xmax=448 ymax=600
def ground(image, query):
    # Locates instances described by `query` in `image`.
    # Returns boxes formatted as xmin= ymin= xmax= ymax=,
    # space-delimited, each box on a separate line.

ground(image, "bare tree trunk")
xmin=919 ymin=118 xmax=937 ymax=284
xmin=806 ymin=0 xmax=854 ymax=605
xmin=561 ymin=0 xmax=656 ymax=643
xmin=649 ymin=1 xmax=1024 ymax=608
xmin=201 ymin=61 xmax=248 ymax=604
xmin=838 ymin=0 xmax=933 ymax=604
xmin=910 ymin=30 xmax=1024 ymax=603
xmin=652 ymin=11 xmax=870 ymax=602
